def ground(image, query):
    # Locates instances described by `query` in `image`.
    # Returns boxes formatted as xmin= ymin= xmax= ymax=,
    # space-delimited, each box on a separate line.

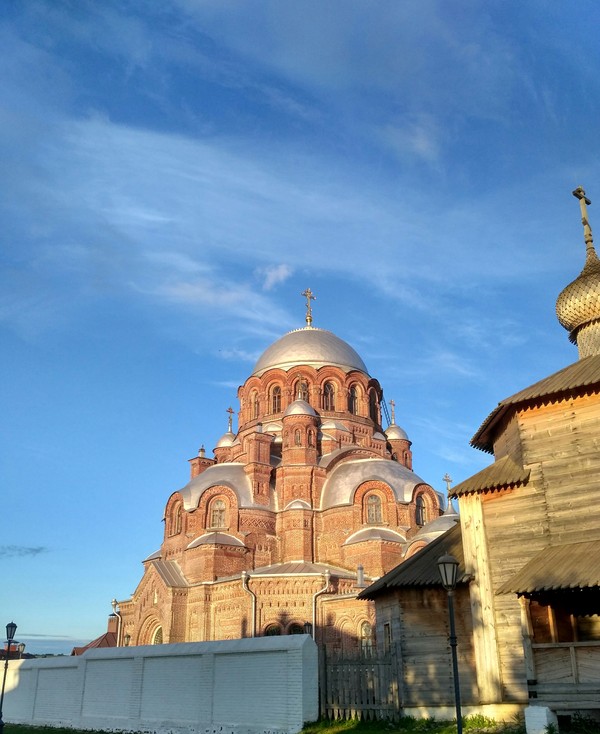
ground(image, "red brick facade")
xmin=118 ymin=324 xmax=446 ymax=652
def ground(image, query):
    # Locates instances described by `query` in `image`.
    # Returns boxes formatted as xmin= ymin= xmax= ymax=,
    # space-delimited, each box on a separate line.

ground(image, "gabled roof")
xmin=472 ymin=354 xmax=600 ymax=453
xmin=452 ymin=455 xmax=530 ymax=497
xmin=358 ymin=523 xmax=468 ymax=600
xmin=71 ymin=631 xmax=116 ymax=656
xmin=498 ymin=538 xmax=600 ymax=595
xmin=151 ymin=559 xmax=188 ymax=588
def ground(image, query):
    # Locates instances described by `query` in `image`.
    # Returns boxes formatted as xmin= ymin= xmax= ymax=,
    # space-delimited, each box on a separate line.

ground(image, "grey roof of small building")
xmin=358 ymin=523 xmax=468 ymax=599
xmin=187 ymin=532 xmax=247 ymax=549
xmin=498 ymin=538 xmax=600 ymax=594
xmin=472 ymin=354 xmax=600 ymax=453
xmin=343 ymin=527 xmax=406 ymax=545
xmin=250 ymin=561 xmax=355 ymax=578
xmin=179 ymin=462 xmax=274 ymax=510
xmin=320 ymin=457 xmax=428 ymax=508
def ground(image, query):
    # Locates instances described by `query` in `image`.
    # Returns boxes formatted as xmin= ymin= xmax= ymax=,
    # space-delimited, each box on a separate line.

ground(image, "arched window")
xmin=366 ymin=494 xmax=382 ymax=524
xmin=152 ymin=627 xmax=163 ymax=645
xmin=294 ymin=429 xmax=302 ymax=446
xmin=415 ymin=495 xmax=426 ymax=526
xmin=169 ymin=502 xmax=182 ymax=536
xmin=264 ymin=624 xmax=282 ymax=636
xmin=288 ymin=623 xmax=304 ymax=635
xmin=271 ymin=385 xmax=282 ymax=413
xmin=308 ymin=429 xmax=315 ymax=448
xmin=252 ymin=391 xmax=259 ymax=419
xmin=295 ymin=379 xmax=309 ymax=402
xmin=369 ymin=390 xmax=379 ymax=424
xmin=348 ymin=386 xmax=358 ymax=414
xmin=360 ymin=621 xmax=374 ymax=654
xmin=322 ymin=382 xmax=335 ymax=411
xmin=210 ymin=498 xmax=226 ymax=528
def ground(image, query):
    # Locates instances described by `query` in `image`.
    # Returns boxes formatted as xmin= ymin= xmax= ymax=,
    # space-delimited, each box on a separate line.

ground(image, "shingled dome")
xmin=252 ymin=327 xmax=369 ymax=376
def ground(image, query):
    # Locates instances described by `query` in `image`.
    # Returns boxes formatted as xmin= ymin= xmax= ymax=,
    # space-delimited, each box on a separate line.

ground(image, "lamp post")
xmin=437 ymin=554 xmax=463 ymax=734
xmin=0 ymin=621 xmax=17 ymax=734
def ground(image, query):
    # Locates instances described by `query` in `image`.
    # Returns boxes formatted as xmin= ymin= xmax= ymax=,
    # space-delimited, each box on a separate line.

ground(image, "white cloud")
xmin=256 ymin=264 xmax=293 ymax=291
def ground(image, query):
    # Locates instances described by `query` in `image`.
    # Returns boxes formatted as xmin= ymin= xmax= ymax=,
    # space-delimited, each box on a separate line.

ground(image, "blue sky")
xmin=2 ymin=1 xmax=599 ymax=655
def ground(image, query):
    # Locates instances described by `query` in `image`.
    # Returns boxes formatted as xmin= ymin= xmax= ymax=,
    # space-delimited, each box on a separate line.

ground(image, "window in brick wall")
xmin=348 ymin=385 xmax=358 ymax=414
xmin=210 ymin=498 xmax=227 ymax=528
xmin=271 ymin=385 xmax=282 ymax=413
xmin=295 ymin=379 xmax=309 ymax=402
xmin=264 ymin=624 xmax=282 ymax=636
xmin=251 ymin=391 xmax=259 ymax=419
xmin=366 ymin=494 xmax=383 ymax=524
xmin=288 ymin=623 xmax=304 ymax=635
xmin=360 ymin=621 xmax=374 ymax=654
xmin=152 ymin=627 xmax=163 ymax=645
xmin=169 ymin=501 xmax=182 ymax=536
xmin=415 ymin=494 xmax=426 ymax=526
xmin=369 ymin=389 xmax=379 ymax=425
xmin=322 ymin=382 xmax=335 ymax=411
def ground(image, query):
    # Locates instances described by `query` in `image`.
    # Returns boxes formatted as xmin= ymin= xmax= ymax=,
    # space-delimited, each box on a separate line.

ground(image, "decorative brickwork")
xmin=117 ymin=322 xmax=448 ymax=651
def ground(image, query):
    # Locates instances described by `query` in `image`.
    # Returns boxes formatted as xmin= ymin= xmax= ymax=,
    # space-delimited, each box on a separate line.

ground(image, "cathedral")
xmin=116 ymin=290 xmax=453 ymax=651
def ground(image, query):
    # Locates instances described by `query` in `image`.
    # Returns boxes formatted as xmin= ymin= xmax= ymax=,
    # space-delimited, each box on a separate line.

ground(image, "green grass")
xmin=302 ymin=714 xmax=525 ymax=734
xmin=5 ymin=712 xmax=600 ymax=734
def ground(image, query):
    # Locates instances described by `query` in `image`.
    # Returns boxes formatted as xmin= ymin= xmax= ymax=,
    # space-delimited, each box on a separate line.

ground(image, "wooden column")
xmin=459 ymin=493 xmax=503 ymax=702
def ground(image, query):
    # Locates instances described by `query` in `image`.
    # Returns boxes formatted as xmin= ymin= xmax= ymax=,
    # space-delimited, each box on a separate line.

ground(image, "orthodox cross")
xmin=226 ymin=406 xmax=234 ymax=432
xmin=301 ymin=288 xmax=316 ymax=326
xmin=573 ymin=186 xmax=594 ymax=252
xmin=389 ymin=399 xmax=396 ymax=424
xmin=443 ymin=473 xmax=453 ymax=494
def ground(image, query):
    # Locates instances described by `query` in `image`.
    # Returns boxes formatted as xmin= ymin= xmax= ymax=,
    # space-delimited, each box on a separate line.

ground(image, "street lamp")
xmin=0 ymin=621 xmax=18 ymax=734
xmin=437 ymin=554 xmax=463 ymax=734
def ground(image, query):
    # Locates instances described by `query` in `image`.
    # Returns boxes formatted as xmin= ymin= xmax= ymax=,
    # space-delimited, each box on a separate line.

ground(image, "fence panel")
xmin=320 ymin=645 xmax=402 ymax=721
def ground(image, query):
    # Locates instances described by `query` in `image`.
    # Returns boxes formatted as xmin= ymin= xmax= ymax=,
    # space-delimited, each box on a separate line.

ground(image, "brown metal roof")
xmin=498 ymin=538 xmax=600 ymax=595
xmin=358 ymin=523 xmax=468 ymax=600
xmin=452 ymin=455 xmax=530 ymax=497
xmin=472 ymin=353 xmax=600 ymax=453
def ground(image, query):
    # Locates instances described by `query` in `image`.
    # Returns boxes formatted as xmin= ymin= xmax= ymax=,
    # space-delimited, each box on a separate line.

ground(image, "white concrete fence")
xmin=3 ymin=635 xmax=318 ymax=734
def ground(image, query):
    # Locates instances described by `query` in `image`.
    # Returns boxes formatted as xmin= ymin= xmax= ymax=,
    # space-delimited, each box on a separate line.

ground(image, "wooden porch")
xmin=528 ymin=640 xmax=600 ymax=710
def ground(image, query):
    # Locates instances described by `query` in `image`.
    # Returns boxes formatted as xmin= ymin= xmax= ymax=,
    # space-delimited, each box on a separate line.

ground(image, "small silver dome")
xmin=283 ymin=399 xmax=318 ymax=417
xmin=252 ymin=327 xmax=369 ymax=376
xmin=386 ymin=424 xmax=409 ymax=441
xmin=216 ymin=431 xmax=235 ymax=448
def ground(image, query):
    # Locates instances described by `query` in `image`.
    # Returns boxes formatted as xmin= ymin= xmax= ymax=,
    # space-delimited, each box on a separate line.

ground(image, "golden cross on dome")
xmin=389 ymin=399 xmax=396 ymax=423
xmin=226 ymin=406 xmax=234 ymax=432
xmin=443 ymin=473 xmax=453 ymax=494
xmin=301 ymin=288 xmax=316 ymax=326
xmin=573 ymin=186 xmax=594 ymax=251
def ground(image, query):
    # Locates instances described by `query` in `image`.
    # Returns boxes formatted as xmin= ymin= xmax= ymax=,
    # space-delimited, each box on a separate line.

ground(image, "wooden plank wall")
xmin=319 ymin=646 xmax=401 ymax=720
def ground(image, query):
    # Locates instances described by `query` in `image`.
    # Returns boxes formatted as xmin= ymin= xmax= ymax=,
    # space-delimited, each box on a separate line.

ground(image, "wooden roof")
xmin=358 ymin=523 xmax=468 ymax=600
xmin=452 ymin=455 xmax=530 ymax=497
xmin=471 ymin=353 xmax=600 ymax=453
xmin=498 ymin=538 xmax=600 ymax=594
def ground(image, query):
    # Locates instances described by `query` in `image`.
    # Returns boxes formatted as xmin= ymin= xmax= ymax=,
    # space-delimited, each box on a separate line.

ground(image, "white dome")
xmin=283 ymin=399 xmax=317 ymax=417
xmin=252 ymin=327 xmax=368 ymax=376
xmin=215 ymin=431 xmax=235 ymax=448
xmin=386 ymin=424 xmax=409 ymax=441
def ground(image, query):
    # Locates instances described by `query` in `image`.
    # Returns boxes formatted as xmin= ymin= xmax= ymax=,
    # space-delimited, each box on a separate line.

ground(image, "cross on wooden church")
xmin=301 ymin=288 xmax=316 ymax=326
xmin=573 ymin=185 xmax=594 ymax=250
